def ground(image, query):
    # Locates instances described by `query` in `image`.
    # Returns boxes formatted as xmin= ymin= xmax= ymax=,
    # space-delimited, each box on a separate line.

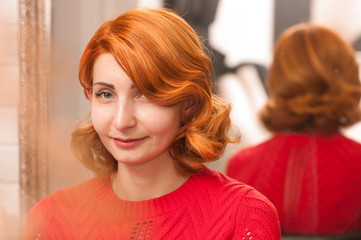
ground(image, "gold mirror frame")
xmin=18 ymin=0 xmax=51 ymax=223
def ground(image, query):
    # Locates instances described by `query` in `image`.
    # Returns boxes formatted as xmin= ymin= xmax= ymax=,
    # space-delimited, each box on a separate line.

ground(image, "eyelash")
xmin=136 ymin=92 xmax=148 ymax=100
xmin=93 ymin=90 xmax=148 ymax=101
xmin=94 ymin=90 xmax=113 ymax=99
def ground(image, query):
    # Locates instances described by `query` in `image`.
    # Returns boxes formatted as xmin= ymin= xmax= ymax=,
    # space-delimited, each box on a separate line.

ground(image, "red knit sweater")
xmin=22 ymin=167 xmax=280 ymax=239
xmin=227 ymin=133 xmax=361 ymax=235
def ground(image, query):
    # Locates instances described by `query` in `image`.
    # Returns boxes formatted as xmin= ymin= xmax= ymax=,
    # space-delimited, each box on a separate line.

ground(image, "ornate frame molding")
xmin=18 ymin=0 xmax=51 ymax=222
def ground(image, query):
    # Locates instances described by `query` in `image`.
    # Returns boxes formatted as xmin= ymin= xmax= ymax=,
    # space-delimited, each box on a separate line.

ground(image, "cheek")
xmin=91 ymin=105 xmax=112 ymax=134
xmin=138 ymin=106 xmax=181 ymax=135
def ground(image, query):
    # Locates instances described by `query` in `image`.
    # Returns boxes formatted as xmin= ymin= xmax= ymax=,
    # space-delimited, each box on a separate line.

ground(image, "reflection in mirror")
xmin=214 ymin=0 xmax=361 ymax=237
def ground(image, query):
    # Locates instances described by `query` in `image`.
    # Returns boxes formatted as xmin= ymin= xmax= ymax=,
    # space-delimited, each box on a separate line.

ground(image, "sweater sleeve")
xmin=21 ymin=198 xmax=51 ymax=240
xmin=233 ymin=188 xmax=281 ymax=240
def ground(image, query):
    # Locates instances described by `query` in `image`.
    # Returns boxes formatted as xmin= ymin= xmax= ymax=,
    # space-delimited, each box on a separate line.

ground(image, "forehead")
xmin=93 ymin=53 xmax=129 ymax=81
xmin=92 ymin=53 xmax=138 ymax=91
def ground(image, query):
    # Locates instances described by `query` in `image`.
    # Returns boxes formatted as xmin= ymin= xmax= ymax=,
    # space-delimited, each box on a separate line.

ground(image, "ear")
xmin=184 ymin=96 xmax=199 ymax=116
xmin=86 ymin=88 xmax=93 ymax=103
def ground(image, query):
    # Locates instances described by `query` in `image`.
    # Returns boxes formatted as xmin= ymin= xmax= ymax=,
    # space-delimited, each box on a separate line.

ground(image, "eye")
xmin=136 ymin=93 xmax=148 ymax=101
xmin=95 ymin=90 xmax=114 ymax=100
xmin=133 ymin=88 xmax=149 ymax=101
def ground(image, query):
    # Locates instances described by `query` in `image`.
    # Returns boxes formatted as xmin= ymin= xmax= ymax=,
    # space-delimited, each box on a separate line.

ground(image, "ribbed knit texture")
xmin=227 ymin=132 xmax=361 ymax=235
xmin=22 ymin=167 xmax=280 ymax=239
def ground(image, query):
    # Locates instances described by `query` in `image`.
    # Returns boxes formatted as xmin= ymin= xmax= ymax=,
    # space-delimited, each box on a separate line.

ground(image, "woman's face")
xmin=90 ymin=53 xmax=183 ymax=166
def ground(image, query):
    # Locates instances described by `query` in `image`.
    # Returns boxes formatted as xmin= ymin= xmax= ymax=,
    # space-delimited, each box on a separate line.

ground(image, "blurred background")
xmin=1 ymin=0 xmax=361 ymax=239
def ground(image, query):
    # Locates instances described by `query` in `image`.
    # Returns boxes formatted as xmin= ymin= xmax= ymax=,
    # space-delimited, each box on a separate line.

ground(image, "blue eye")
xmin=95 ymin=91 xmax=113 ymax=99
xmin=102 ymin=92 xmax=113 ymax=99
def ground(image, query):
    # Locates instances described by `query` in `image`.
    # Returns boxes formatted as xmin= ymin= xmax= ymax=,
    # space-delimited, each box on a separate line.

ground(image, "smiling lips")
xmin=113 ymin=137 xmax=147 ymax=148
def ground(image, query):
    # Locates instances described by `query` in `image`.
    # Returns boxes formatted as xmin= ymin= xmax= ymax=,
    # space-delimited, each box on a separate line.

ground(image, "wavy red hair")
xmin=261 ymin=23 xmax=361 ymax=134
xmin=72 ymin=8 xmax=238 ymax=176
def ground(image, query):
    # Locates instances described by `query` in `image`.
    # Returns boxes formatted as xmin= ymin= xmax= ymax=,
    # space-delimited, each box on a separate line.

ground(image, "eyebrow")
xmin=92 ymin=82 xmax=115 ymax=89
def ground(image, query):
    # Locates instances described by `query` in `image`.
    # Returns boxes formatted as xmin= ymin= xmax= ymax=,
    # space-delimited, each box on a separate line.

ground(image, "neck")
xmin=113 ymin=156 xmax=187 ymax=201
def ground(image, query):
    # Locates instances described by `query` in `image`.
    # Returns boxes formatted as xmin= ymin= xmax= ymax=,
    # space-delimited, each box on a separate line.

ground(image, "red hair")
xmin=72 ymin=8 xmax=238 ymax=176
xmin=261 ymin=23 xmax=361 ymax=134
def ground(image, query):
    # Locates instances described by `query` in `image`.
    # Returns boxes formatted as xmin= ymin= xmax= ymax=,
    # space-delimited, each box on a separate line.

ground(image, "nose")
xmin=113 ymin=100 xmax=136 ymax=130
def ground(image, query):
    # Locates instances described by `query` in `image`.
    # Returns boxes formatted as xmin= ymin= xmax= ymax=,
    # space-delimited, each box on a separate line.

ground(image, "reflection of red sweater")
xmin=227 ymin=133 xmax=361 ymax=235
xmin=22 ymin=167 xmax=280 ymax=239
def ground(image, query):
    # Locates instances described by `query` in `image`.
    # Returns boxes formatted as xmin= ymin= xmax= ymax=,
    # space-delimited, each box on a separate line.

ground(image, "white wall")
xmin=207 ymin=0 xmax=275 ymax=172
xmin=210 ymin=0 xmax=275 ymax=67
xmin=0 ymin=1 xmax=20 ymax=239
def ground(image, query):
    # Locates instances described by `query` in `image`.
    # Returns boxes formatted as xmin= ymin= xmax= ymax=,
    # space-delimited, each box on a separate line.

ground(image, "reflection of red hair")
xmin=72 ymin=8 xmax=238 ymax=176
xmin=261 ymin=23 xmax=361 ymax=134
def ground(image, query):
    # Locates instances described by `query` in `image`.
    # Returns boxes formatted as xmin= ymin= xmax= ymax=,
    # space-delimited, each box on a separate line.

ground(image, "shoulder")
xmin=335 ymin=133 xmax=361 ymax=151
xmin=198 ymin=168 xmax=281 ymax=239
xmin=22 ymin=177 xmax=106 ymax=239
xmin=198 ymin=168 xmax=277 ymax=212
xmin=35 ymin=177 xmax=107 ymax=209
xmin=226 ymin=136 xmax=278 ymax=176
xmin=316 ymin=133 xmax=361 ymax=162
xmin=234 ymin=187 xmax=281 ymax=239
xmin=25 ymin=177 xmax=104 ymax=215
xmin=53 ymin=177 xmax=108 ymax=202
xmin=231 ymin=136 xmax=279 ymax=162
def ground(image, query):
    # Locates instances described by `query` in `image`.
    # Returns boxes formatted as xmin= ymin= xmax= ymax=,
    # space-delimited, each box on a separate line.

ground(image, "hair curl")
xmin=261 ymin=23 xmax=361 ymax=135
xmin=71 ymin=8 xmax=238 ymax=176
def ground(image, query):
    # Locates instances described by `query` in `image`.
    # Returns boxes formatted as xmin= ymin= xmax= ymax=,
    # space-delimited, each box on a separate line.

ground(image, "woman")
xmin=22 ymin=8 xmax=280 ymax=239
xmin=227 ymin=23 xmax=361 ymax=235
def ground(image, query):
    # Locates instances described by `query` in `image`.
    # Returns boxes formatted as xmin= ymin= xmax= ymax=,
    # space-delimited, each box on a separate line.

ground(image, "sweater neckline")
xmin=96 ymin=167 xmax=214 ymax=219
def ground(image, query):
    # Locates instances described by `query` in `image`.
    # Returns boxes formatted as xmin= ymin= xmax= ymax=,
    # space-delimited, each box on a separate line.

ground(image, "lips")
xmin=113 ymin=137 xmax=147 ymax=148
